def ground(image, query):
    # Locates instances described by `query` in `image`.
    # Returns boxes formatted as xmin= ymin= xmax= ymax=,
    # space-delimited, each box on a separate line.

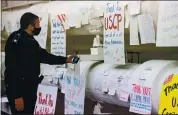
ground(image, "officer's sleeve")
xmin=39 ymin=48 xmax=67 ymax=65
xmin=5 ymin=33 xmax=27 ymax=99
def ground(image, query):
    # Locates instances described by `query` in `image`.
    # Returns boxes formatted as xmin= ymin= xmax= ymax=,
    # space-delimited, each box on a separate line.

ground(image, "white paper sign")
xmin=80 ymin=7 xmax=89 ymax=25
xmin=138 ymin=14 xmax=155 ymax=44
xmin=104 ymin=1 xmax=125 ymax=64
xmin=51 ymin=14 xmax=66 ymax=67
xmin=129 ymin=84 xmax=152 ymax=114
xmin=156 ymin=1 xmax=178 ymax=47
xmin=130 ymin=16 xmax=139 ymax=45
xmin=64 ymin=69 xmax=86 ymax=114
xmin=34 ymin=13 xmax=48 ymax=49
xmin=128 ymin=1 xmax=141 ymax=15
xmin=68 ymin=13 xmax=80 ymax=28
xmin=34 ymin=84 xmax=58 ymax=114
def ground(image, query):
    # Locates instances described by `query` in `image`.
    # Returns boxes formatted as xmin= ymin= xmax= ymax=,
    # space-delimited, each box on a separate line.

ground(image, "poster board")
xmin=64 ymin=68 xmax=86 ymax=114
xmin=51 ymin=14 xmax=66 ymax=67
xmin=34 ymin=84 xmax=58 ymax=114
xmin=158 ymin=74 xmax=178 ymax=114
xmin=104 ymin=1 xmax=125 ymax=65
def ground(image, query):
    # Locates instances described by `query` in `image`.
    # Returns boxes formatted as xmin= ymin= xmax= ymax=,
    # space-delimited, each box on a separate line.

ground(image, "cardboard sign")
xmin=104 ymin=1 xmax=125 ymax=64
xmin=34 ymin=84 xmax=58 ymax=115
xmin=158 ymin=74 xmax=178 ymax=115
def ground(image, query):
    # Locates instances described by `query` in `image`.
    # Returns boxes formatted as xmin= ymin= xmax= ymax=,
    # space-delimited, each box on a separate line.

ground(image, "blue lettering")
xmin=52 ymin=30 xmax=56 ymax=34
xmin=143 ymin=96 xmax=150 ymax=104
xmin=78 ymin=104 xmax=83 ymax=109
xmin=66 ymin=76 xmax=71 ymax=84
xmin=52 ymin=20 xmax=57 ymax=27
xmin=106 ymin=3 xmax=115 ymax=13
xmin=111 ymin=39 xmax=122 ymax=44
xmin=131 ymin=94 xmax=142 ymax=103
xmin=74 ymin=77 xmax=80 ymax=87
xmin=74 ymin=111 xmax=81 ymax=114
xmin=70 ymin=101 xmax=77 ymax=108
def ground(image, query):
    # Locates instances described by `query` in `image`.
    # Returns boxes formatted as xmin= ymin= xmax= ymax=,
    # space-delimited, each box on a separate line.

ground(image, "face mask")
xmin=32 ymin=27 xmax=41 ymax=36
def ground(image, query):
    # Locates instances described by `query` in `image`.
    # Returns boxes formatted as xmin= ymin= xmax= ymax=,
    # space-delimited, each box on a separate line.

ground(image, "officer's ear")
xmin=28 ymin=24 xmax=34 ymax=31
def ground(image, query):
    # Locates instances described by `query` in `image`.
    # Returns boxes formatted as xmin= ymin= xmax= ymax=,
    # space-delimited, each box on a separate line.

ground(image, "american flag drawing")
xmin=164 ymin=74 xmax=173 ymax=85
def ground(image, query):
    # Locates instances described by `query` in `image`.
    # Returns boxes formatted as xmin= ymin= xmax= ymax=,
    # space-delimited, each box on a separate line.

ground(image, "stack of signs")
xmin=34 ymin=84 xmax=58 ymax=114
xmin=158 ymin=74 xmax=178 ymax=114
xmin=104 ymin=1 xmax=125 ymax=65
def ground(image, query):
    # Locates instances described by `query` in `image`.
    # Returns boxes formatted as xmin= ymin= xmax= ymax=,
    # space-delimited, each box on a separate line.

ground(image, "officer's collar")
xmin=19 ymin=29 xmax=33 ymax=37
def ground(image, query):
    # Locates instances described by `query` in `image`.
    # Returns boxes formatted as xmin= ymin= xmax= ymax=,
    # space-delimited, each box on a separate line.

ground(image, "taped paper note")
xmin=68 ymin=13 xmax=78 ymax=27
xmin=130 ymin=16 xmax=139 ymax=45
xmin=108 ymin=71 xmax=117 ymax=96
xmin=80 ymin=7 xmax=89 ymax=25
xmin=108 ymin=87 xmax=116 ymax=96
xmin=138 ymin=14 xmax=155 ymax=44
xmin=75 ymin=13 xmax=81 ymax=28
xmin=156 ymin=1 xmax=178 ymax=47
xmin=128 ymin=1 xmax=140 ymax=15
xmin=119 ymin=90 xmax=129 ymax=102
xmin=102 ymin=79 xmax=108 ymax=92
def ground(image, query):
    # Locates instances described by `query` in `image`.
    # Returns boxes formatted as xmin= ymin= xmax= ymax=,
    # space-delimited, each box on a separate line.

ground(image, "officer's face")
xmin=29 ymin=18 xmax=41 ymax=36
xmin=33 ymin=18 xmax=41 ymax=29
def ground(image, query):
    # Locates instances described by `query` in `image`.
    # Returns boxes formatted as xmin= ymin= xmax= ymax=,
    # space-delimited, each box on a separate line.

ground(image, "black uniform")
xmin=4 ymin=29 xmax=67 ymax=114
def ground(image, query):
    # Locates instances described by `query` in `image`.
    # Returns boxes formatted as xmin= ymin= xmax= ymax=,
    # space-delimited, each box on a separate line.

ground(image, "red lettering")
xmin=109 ymin=15 xmax=114 ymax=29
xmin=132 ymin=84 xmax=141 ymax=94
xmin=104 ymin=14 xmax=122 ymax=31
xmin=48 ymin=94 xmax=53 ymax=107
xmin=38 ymin=93 xmax=48 ymax=105
xmin=142 ymin=87 xmax=151 ymax=96
xmin=34 ymin=106 xmax=54 ymax=115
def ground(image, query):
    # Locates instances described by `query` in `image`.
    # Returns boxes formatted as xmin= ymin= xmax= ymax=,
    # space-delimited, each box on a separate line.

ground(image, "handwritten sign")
xmin=156 ymin=1 xmax=178 ymax=46
xmin=129 ymin=84 xmax=152 ymax=114
xmin=64 ymin=71 xmax=86 ymax=114
xmin=34 ymin=84 xmax=58 ymax=115
xmin=51 ymin=14 xmax=66 ymax=67
xmin=34 ymin=13 xmax=48 ymax=49
xmin=104 ymin=2 xmax=125 ymax=64
xmin=158 ymin=74 xmax=178 ymax=115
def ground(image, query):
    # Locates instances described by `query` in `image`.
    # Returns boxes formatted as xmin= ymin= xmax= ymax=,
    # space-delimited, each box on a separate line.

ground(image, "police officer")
xmin=5 ymin=12 xmax=75 ymax=114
